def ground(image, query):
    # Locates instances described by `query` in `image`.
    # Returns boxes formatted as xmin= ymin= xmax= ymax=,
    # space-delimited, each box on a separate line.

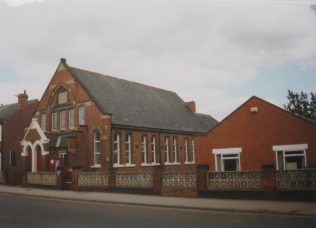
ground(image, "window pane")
xmin=79 ymin=107 xmax=85 ymax=125
xmin=223 ymin=159 xmax=237 ymax=171
xmin=69 ymin=109 xmax=74 ymax=129
xmin=41 ymin=114 xmax=46 ymax=131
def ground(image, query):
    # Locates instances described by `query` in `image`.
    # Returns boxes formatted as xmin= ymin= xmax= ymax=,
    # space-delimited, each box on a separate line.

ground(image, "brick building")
xmin=196 ymin=96 xmax=316 ymax=172
xmin=0 ymin=91 xmax=38 ymax=185
xmin=21 ymin=58 xmax=217 ymax=193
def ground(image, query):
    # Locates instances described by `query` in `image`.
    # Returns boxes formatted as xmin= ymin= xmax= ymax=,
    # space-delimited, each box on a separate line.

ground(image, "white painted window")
xmin=184 ymin=138 xmax=189 ymax=163
xmin=94 ymin=131 xmax=101 ymax=166
xmin=164 ymin=137 xmax=169 ymax=164
xmin=41 ymin=113 xmax=46 ymax=132
xmin=58 ymin=91 xmax=68 ymax=104
xmin=273 ymin=144 xmax=307 ymax=170
xmin=0 ymin=124 xmax=2 ymax=142
xmin=69 ymin=109 xmax=74 ymax=129
xmin=79 ymin=106 xmax=85 ymax=125
xmin=151 ymin=136 xmax=157 ymax=164
xmin=213 ymin=148 xmax=242 ymax=172
xmin=125 ymin=134 xmax=132 ymax=164
xmin=191 ymin=139 xmax=196 ymax=163
xmin=113 ymin=134 xmax=120 ymax=166
xmin=173 ymin=137 xmax=178 ymax=163
xmin=141 ymin=135 xmax=147 ymax=164
xmin=52 ymin=112 xmax=57 ymax=131
xmin=60 ymin=111 xmax=66 ymax=130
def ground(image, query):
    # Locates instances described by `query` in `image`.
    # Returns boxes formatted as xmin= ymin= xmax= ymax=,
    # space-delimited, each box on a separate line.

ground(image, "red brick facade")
xmin=0 ymin=94 xmax=38 ymax=185
xmin=196 ymin=96 xmax=316 ymax=171
xmin=21 ymin=60 xmax=201 ymax=178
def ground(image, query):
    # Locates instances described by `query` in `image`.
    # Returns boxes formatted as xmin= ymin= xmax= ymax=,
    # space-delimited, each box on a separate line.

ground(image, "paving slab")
xmin=0 ymin=185 xmax=315 ymax=216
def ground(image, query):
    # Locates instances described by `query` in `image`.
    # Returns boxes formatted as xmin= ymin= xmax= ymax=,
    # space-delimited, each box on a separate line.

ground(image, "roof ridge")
xmin=69 ymin=66 xmax=177 ymax=95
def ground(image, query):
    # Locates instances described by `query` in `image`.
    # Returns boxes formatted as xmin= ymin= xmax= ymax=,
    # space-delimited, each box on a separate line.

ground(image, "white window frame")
xmin=60 ymin=111 xmax=66 ymax=130
xmin=0 ymin=124 xmax=2 ymax=142
xmin=141 ymin=135 xmax=148 ymax=165
xmin=40 ymin=113 xmax=46 ymax=132
xmin=52 ymin=112 xmax=57 ymax=131
xmin=273 ymin=144 xmax=308 ymax=170
xmin=164 ymin=137 xmax=170 ymax=164
xmin=213 ymin=147 xmax=242 ymax=172
xmin=184 ymin=138 xmax=189 ymax=164
xmin=151 ymin=136 xmax=159 ymax=165
xmin=191 ymin=138 xmax=196 ymax=164
xmin=113 ymin=134 xmax=121 ymax=167
xmin=69 ymin=109 xmax=74 ymax=129
xmin=79 ymin=106 xmax=85 ymax=125
xmin=125 ymin=134 xmax=134 ymax=166
xmin=92 ymin=131 xmax=101 ymax=167
xmin=173 ymin=138 xmax=180 ymax=165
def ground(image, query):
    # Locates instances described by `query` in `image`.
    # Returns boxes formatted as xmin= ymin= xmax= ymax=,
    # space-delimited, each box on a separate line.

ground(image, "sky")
xmin=0 ymin=0 xmax=316 ymax=121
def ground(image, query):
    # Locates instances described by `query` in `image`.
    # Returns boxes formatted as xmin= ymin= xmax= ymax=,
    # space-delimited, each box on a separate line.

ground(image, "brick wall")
xmin=196 ymin=96 xmax=316 ymax=171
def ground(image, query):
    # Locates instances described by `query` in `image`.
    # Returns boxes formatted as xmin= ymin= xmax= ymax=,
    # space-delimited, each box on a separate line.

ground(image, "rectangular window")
xmin=58 ymin=91 xmax=68 ymax=104
xmin=69 ymin=109 xmax=74 ymax=129
xmin=79 ymin=106 xmax=85 ymax=125
xmin=151 ymin=136 xmax=157 ymax=164
xmin=173 ymin=137 xmax=178 ymax=163
xmin=41 ymin=113 xmax=46 ymax=132
xmin=113 ymin=134 xmax=120 ymax=166
xmin=0 ymin=124 xmax=2 ymax=142
xmin=94 ymin=132 xmax=101 ymax=166
xmin=164 ymin=137 xmax=169 ymax=163
xmin=141 ymin=135 xmax=147 ymax=164
xmin=60 ymin=111 xmax=66 ymax=130
xmin=213 ymin=148 xmax=242 ymax=172
xmin=125 ymin=134 xmax=132 ymax=164
xmin=10 ymin=150 xmax=16 ymax=167
xmin=52 ymin=112 xmax=57 ymax=131
xmin=273 ymin=144 xmax=308 ymax=170
xmin=184 ymin=139 xmax=189 ymax=163
xmin=191 ymin=139 xmax=195 ymax=163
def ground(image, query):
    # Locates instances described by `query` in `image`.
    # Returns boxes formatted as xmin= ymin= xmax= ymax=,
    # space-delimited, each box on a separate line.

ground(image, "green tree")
xmin=284 ymin=90 xmax=316 ymax=120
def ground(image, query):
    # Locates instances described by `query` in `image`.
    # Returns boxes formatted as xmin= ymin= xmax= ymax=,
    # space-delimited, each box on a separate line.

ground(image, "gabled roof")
xmin=208 ymin=95 xmax=316 ymax=134
xmin=61 ymin=59 xmax=216 ymax=134
xmin=0 ymin=100 xmax=37 ymax=121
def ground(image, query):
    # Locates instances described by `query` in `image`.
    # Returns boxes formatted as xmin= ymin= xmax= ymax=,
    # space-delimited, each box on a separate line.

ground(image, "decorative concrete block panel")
xmin=276 ymin=169 xmax=316 ymax=191
xmin=162 ymin=172 xmax=196 ymax=188
xmin=78 ymin=172 xmax=108 ymax=187
xmin=207 ymin=171 xmax=263 ymax=191
xmin=116 ymin=172 xmax=153 ymax=188
xmin=27 ymin=172 xmax=57 ymax=186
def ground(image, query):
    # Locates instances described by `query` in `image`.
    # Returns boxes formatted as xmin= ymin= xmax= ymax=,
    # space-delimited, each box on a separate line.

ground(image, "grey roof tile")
xmin=67 ymin=65 xmax=214 ymax=133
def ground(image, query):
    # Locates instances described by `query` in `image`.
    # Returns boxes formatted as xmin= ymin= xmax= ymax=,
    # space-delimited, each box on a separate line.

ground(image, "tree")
xmin=284 ymin=90 xmax=316 ymax=120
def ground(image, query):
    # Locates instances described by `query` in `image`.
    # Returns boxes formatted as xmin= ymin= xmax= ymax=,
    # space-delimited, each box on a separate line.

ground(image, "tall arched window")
xmin=94 ymin=131 xmax=101 ymax=166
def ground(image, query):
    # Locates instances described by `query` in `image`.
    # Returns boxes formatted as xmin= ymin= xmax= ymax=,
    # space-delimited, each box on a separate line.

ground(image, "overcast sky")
xmin=1 ymin=0 xmax=316 ymax=120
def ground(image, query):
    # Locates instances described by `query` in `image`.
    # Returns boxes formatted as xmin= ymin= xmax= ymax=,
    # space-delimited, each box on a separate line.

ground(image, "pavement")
xmin=0 ymin=185 xmax=315 ymax=216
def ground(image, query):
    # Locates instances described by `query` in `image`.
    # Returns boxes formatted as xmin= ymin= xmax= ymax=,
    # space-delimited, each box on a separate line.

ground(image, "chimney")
xmin=18 ymin=90 xmax=28 ymax=110
xmin=185 ymin=101 xmax=196 ymax=113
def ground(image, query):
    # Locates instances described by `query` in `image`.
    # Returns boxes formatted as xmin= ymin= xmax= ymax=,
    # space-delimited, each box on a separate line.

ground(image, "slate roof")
xmin=63 ymin=62 xmax=217 ymax=134
xmin=0 ymin=103 xmax=19 ymax=121
xmin=0 ymin=100 xmax=38 ymax=121
xmin=195 ymin=113 xmax=218 ymax=130
xmin=45 ymin=133 xmax=74 ymax=149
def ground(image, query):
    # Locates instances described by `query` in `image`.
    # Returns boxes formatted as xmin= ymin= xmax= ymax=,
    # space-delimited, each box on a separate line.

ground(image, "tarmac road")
xmin=0 ymin=193 xmax=315 ymax=228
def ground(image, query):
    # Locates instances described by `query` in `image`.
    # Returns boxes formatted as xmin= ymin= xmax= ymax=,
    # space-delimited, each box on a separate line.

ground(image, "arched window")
xmin=94 ymin=131 xmax=101 ymax=166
